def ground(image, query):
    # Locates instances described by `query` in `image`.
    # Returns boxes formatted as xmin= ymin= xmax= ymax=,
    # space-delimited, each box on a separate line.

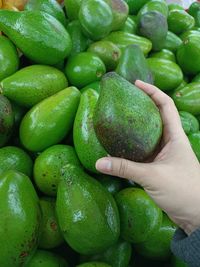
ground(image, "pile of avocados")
xmin=0 ymin=0 xmax=200 ymax=266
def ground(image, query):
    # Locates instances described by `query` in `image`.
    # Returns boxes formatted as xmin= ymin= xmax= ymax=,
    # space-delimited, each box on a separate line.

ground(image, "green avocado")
xmin=0 ymin=36 xmax=19 ymax=81
xmin=95 ymin=174 xmax=123 ymax=195
xmin=56 ymin=164 xmax=120 ymax=255
xmin=79 ymin=0 xmax=113 ymax=41
xmin=116 ymin=44 xmax=153 ymax=84
xmin=81 ymin=81 xmax=101 ymax=94
xmin=168 ymin=3 xmax=184 ymax=11
xmin=38 ymin=197 xmax=64 ymax=249
xmin=164 ymin=31 xmax=183 ymax=52
xmin=11 ymin=102 xmax=27 ymax=128
xmin=138 ymin=11 xmax=168 ymax=51
xmin=168 ymin=9 xmax=195 ymax=35
xmin=172 ymin=82 xmax=200 ymax=115
xmin=24 ymin=0 xmax=67 ymax=26
xmin=20 ymin=87 xmax=80 ymax=152
xmin=115 ymin=188 xmax=163 ymax=243
xmin=77 ymin=263 xmax=111 ymax=267
xmin=179 ymin=111 xmax=199 ymax=135
xmin=0 ymin=95 xmax=14 ymax=147
xmin=64 ymin=0 xmax=82 ymax=20
xmin=0 ymin=170 xmax=41 ymax=267
xmin=34 ymin=144 xmax=81 ymax=196
xmin=188 ymin=2 xmax=200 ymax=27
xmin=0 ymin=10 xmax=72 ymax=65
xmin=150 ymin=49 xmax=176 ymax=62
xmin=65 ymin=52 xmax=106 ymax=88
xmin=73 ymin=89 xmax=107 ymax=173
xmin=137 ymin=0 xmax=168 ymax=20
xmin=0 ymin=146 xmax=33 ymax=177
xmin=188 ymin=132 xmax=200 ymax=161
xmin=135 ymin=214 xmax=177 ymax=260
xmin=1 ymin=65 xmax=68 ymax=108
xmin=192 ymin=72 xmax=200 ymax=82
xmin=120 ymin=16 xmax=137 ymax=34
xmin=147 ymin=58 xmax=183 ymax=91
xmin=88 ymin=41 xmax=121 ymax=71
xmin=123 ymin=0 xmax=151 ymax=15
xmin=180 ymin=30 xmax=200 ymax=41
xmin=26 ymin=250 xmax=68 ymax=267
xmin=93 ymin=72 xmax=162 ymax=162
xmin=103 ymin=31 xmax=152 ymax=55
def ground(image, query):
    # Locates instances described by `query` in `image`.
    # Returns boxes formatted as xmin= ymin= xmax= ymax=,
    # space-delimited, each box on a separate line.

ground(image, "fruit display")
xmin=0 ymin=0 xmax=199 ymax=266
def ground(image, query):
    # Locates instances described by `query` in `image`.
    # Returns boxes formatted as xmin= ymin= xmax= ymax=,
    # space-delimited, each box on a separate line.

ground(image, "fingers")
xmin=135 ymin=80 xmax=183 ymax=139
xmin=96 ymin=157 xmax=153 ymax=187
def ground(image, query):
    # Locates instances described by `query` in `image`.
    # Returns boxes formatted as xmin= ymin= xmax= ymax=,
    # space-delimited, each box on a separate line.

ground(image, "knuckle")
xmin=118 ymin=159 xmax=129 ymax=178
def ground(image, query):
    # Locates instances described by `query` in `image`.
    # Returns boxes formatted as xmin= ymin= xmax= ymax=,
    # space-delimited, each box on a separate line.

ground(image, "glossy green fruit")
xmin=120 ymin=16 xmax=137 ymax=34
xmin=56 ymin=164 xmax=120 ymax=255
xmin=172 ymin=83 xmax=200 ymax=115
xmin=94 ymin=72 xmax=162 ymax=162
xmin=116 ymin=188 xmax=162 ymax=243
xmin=1 ymin=65 xmax=68 ymax=108
xmin=65 ymin=0 xmax=82 ymax=20
xmin=26 ymin=250 xmax=68 ymax=267
xmin=77 ymin=263 xmax=111 ymax=267
xmin=65 ymin=52 xmax=106 ymax=88
xmin=138 ymin=11 xmax=168 ymax=51
xmin=34 ymin=144 xmax=81 ymax=196
xmin=11 ymin=102 xmax=27 ymax=128
xmin=164 ymin=31 xmax=182 ymax=52
xmin=150 ymin=49 xmax=176 ymax=62
xmin=104 ymin=31 xmax=152 ymax=55
xmin=74 ymin=89 xmax=106 ymax=173
xmin=96 ymin=174 xmax=123 ymax=195
xmin=0 ymin=170 xmax=41 ymax=267
xmin=188 ymin=132 xmax=200 ymax=161
xmin=168 ymin=3 xmax=184 ymax=11
xmin=147 ymin=58 xmax=183 ymax=91
xmin=0 ymin=36 xmax=19 ymax=81
xmin=88 ymin=41 xmax=121 ymax=71
xmin=135 ymin=214 xmax=176 ymax=260
xmin=179 ymin=111 xmax=199 ymax=135
xmin=0 ymin=146 xmax=33 ymax=176
xmin=188 ymin=2 xmax=200 ymax=27
xmin=25 ymin=0 xmax=67 ymax=26
xmin=104 ymin=0 xmax=129 ymax=31
xmin=81 ymin=81 xmax=101 ymax=94
xmin=123 ymin=0 xmax=151 ymax=15
xmin=168 ymin=10 xmax=195 ymax=35
xmin=20 ymin=87 xmax=80 ymax=152
xmin=0 ymin=95 xmax=14 ymax=147
xmin=67 ymin=20 xmax=91 ymax=56
xmin=116 ymin=44 xmax=153 ymax=84
xmin=192 ymin=72 xmax=200 ymax=82
xmin=0 ymin=10 xmax=72 ymax=65
xmin=171 ymin=255 xmax=188 ymax=267
xmin=39 ymin=197 xmax=64 ymax=249
xmin=177 ymin=33 xmax=200 ymax=75
xmin=138 ymin=0 xmax=168 ymax=20
xmin=81 ymin=239 xmax=132 ymax=267
xmin=79 ymin=0 xmax=113 ymax=41
xmin=180 ymin=30 xmax=200 ymax=41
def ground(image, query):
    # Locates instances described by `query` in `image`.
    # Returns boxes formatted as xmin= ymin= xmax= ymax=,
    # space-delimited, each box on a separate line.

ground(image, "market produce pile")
xmin=0 ymin=0 xmax=200 ymax=266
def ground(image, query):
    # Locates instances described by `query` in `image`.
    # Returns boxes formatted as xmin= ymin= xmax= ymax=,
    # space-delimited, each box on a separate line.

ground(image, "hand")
xmin=96 ymin=80 xmax=200 ymax=235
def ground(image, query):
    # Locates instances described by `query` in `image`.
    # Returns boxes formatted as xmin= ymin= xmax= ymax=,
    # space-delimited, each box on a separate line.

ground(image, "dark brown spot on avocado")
xmin=50 ymin=221 xmax=57 ymax=231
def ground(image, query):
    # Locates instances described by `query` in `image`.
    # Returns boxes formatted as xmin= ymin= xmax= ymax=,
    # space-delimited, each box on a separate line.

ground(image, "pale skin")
xmin=96 ymin=80 xmax=200 ymax=236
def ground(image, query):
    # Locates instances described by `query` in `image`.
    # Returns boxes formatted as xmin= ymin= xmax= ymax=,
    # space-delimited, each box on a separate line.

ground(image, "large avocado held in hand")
xmin=172 ymin=83 xmax=200 ymax=115
xmin=188 ymin=132 xmax=200 ymax=161
xmin=79 ymin=0 xmax=113 ymax=41
xmin=1 ymin=65 xmax=68 ymax=108
xmin=179 ymin=111 xmax=199 ymax=135
xmin=34 ymin=144 xmax=81 ymax=196
xmin=116 ymin=44 xmax=153 ymax=84
xmin=24 ymin=0 xmax=67 ymax=26
xmin=138 ymin=11 xmax=168 ymax=51
xmin=147 ymin=58 xmax=183 ymax=91
xmin=56 ymin=164 xmax=120 ymax=255
xmin=0 ymin=95 xmax=14 ymax=147
xmin=0 ymin=146 xmax=33 ymax=176
xmin=73 ymin=89 xmax=107 ymax=173
xmin=164 ymin=31 xmax=183 ymax=52
xmin=115 ymin=188 xmax=163 ymax=244
xmin=0 ymin=10 xmax=72 ymax=65
xmin=135 ymin=214 xmax=177 ymax=260
xmin=93 ymin=72 xmax=162 ymax=162
xmin=26 ymin=250 xmax=68 ymax=267
xmin=0 ymin=36 xmax=19 ymax=81
xmin=0 ymin=170 xmax=41 ymax=267
xmin=20 ymin=87 xmax=80 ymax=152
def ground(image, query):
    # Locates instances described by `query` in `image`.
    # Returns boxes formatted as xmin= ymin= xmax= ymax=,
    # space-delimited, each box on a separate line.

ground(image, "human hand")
xmin=96 ymin=80 xmax=200 ymax=235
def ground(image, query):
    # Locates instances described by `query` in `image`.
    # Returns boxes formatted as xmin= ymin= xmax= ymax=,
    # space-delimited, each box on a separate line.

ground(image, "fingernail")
xmin=96 ymin=158 xmax=112 ymax=172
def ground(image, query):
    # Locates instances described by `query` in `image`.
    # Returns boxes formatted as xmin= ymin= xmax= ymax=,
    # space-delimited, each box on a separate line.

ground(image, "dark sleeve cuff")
xmin=171 ymin=228 xmax=200 ymax=267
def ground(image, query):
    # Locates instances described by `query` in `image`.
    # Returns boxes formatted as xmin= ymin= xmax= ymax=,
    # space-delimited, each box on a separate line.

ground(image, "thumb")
xmin=96 ymin=157 xmax=153 ymax=187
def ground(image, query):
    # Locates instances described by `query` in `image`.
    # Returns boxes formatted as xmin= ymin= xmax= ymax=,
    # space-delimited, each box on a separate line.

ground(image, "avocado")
xmin=20 ymin=87 xmax=80 ymax=152
xmin=64 ymin=0 xmax=82 ymax=20
xmin=56 ymin=164 xmax=120 ymax=255
xmin=150 ymin=49 xmax=176 ymax=62
xmin=1 ymin=65 xmax=68 ymax=108
xmin=188 ymin=2 xmax=200 ymax=27
xmin=188 ymin=132 xmax=200 ymax=161
xmin=179 ymin=111 xmax=199 ymax=135
xmin=137 ymin=0 xmax=168 ymax=20
xmin=120 ymin=16 xmax=137 ymax=34
xmin=95 ymin=174 xmax=123 ymax=195
xmin=0 ymin=170 xmax=41 ymax=267
xmin=93 ymin=72 xmax=162 ymax=162
xmin=81 ymin=81 xmax=101 ymax=94
xmin=0 ymin=10 xmax=72 ymax=64
xmin=116 ymin=44 xmax=153 ymax=84
xmin=123 ymin=0 xmax=151 ymax=15
xmin=164 ymin=31 xmax=182 ymax=52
